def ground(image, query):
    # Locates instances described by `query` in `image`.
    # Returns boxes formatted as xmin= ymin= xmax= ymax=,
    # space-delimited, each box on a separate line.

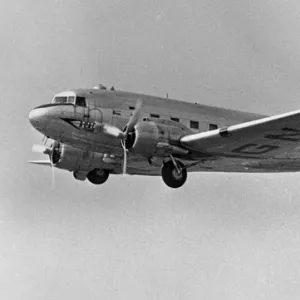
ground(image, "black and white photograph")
xmin=1 ymin=1 xmax=300 ymax=299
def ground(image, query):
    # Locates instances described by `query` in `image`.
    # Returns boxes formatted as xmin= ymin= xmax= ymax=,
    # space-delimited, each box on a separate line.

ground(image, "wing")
xmin=181 ymin=109 xmax=300 ymax=162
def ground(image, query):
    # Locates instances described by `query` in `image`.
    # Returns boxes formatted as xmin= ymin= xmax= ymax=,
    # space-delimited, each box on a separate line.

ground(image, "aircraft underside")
xmin=30 ymin=136 xmax=300 ymax=190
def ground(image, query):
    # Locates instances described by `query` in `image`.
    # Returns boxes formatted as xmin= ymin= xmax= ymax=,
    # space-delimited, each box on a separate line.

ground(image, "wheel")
xmin=87 ymin=169 xmax=109 ymax=185
xmin=161 ymin=160 xmax=187 ymax=188
xmin=73 ymin=171 xmax=87 ymax=181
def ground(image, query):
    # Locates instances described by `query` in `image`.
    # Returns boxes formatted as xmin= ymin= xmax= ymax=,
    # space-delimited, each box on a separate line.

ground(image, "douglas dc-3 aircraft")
xmin=29 ymin=84 xmax=300 ymax=188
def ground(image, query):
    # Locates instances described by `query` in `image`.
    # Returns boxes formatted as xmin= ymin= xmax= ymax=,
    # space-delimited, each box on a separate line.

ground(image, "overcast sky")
xmin=2 ymin=0 xmax=300 ymax=299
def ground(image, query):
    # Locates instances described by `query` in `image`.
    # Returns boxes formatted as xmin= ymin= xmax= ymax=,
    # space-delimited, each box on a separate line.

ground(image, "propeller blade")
xmin=125 ymin=99 xmax=142 ymax=135
xmin=103 ymin=124 xmax=125 ymax=139
xmin=122 ymin=144 xmax=127 ymax=175
xmin=32 ymin=144 xmax=51 ymax=155
xmin=28 ymin=160 xmax=52 ymax=166
xmin=50 ymin=161 xmax=56 ymax=190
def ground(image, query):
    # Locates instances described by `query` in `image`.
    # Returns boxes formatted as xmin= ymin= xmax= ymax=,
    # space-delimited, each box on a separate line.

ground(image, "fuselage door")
xmin=74 ymin=95 xmax=104 ymax=132
xmin=89 ymin=107 xmax=103 ymax=125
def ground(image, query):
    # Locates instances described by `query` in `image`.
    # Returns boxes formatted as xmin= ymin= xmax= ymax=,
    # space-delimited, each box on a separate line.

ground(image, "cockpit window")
xmin=53 ymin=96 xmax=68 ymax=104
xmin=68 ymin=96 xmax=75 ymax=104
xmin=76 ymin=96 xmax=86 ymax=107
xmin=52 ymin=96 xmax=76 ymax=104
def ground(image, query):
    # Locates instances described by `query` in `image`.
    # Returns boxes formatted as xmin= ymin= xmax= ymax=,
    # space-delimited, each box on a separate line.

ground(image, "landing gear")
xmin=73 ymin=170 xmax=88 ymax=181
xmin=87 ymin=169 xmax=109 ymax=185
xmin=161 ymin=159 xmax=187 ymax=189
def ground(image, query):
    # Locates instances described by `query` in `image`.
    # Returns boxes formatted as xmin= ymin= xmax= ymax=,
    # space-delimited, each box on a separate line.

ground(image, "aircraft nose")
xmin=29 ymin=108 xmax=46 ymax=130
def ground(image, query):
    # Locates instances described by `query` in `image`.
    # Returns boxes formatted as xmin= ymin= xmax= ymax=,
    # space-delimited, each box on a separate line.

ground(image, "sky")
xmin=1 ymin=0 xmax=300 ymax=299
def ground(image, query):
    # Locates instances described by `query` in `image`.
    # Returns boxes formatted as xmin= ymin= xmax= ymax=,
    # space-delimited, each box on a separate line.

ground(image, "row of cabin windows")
xmin=56 ymin=99 xmax=218 ymax=130
xmin=149 ymin=113 xmax=218 ymax=130
xmin=53 ymin=99 xmax=218 ymax=130
xmin=189 ymin=121 xmax=218 ymax=130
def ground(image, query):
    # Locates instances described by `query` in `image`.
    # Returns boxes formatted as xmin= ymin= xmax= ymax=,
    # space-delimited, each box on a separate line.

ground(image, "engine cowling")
xmin=126 ymin=119 xmax=190 ymax=156
xmin=51 ymin=142 xmax=106 ymax=172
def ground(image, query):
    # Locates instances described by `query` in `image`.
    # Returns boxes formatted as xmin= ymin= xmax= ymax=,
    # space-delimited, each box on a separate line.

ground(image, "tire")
xmin=161 ymin=160 xmax=187 ymax=189
xmin=87 ymin=169 xmax=109 ymax=185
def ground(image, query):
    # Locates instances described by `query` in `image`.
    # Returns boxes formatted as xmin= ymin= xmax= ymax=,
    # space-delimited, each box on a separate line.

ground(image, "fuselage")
xmin=29 ymin=87 xmax=268 ymax=176
xmin=29 ymin=87 xmax=265 ymax=151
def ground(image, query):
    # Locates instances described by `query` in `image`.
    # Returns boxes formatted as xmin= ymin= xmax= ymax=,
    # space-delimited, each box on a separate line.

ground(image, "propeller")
xmin=125 ymin=99 xmax=142 ymax=136
xmin=32 ymin=144 xmax=52 ymax=155
xmin=102 ymin=124 xmax=125 ymax=139
xmin=103 ymin=99 xmax=142 ymax=175
xmin=31 ymin=141 xmax=60 ymax=189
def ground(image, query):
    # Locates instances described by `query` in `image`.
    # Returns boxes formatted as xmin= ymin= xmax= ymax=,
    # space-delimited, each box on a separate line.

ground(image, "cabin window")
xmin=190 ymin=120 xmax=199 ymax=129
xmin=209 ymin=123 xmax=218 ymax=130
xmin=76 ymin=96 xmax=86 ymax=107
xmin=112 ymin=109 xmax=121 ymax=115
xmin=150 ymin=113 xmax=160 ymax=118
xmin=171 ymin=117 xmax=180 ymax=122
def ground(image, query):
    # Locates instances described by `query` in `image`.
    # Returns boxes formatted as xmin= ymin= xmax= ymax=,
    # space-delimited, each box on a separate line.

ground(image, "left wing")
xmin=180 ymin=109 xmax=300 ymax=159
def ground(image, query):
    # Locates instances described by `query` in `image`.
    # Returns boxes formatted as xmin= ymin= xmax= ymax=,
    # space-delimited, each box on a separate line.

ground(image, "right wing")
xmin=180 ymin=109 xmax=300 ymax=159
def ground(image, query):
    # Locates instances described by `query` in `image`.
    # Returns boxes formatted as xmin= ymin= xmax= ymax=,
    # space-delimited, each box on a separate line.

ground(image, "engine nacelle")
xmin=128 ymin=119 xmax=190 ymax=156
xmin=53 ymin=143 xmax=106 ymax=172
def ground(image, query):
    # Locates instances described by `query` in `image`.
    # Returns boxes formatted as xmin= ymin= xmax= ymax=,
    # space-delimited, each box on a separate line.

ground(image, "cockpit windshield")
xmin=52 ymin=92 xmax=86 ymax=107
xmin=52 ymin=96 xmax=75 ymax=104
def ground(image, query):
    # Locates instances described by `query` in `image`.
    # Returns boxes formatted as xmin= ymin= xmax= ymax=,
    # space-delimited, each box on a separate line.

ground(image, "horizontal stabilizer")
xmin=28 ymin=160 xmax=52 ymax=167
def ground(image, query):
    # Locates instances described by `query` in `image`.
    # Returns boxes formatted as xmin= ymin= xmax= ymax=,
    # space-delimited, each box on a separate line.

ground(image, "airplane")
xmin=29 ymin=84 xmax=300 ymax=188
